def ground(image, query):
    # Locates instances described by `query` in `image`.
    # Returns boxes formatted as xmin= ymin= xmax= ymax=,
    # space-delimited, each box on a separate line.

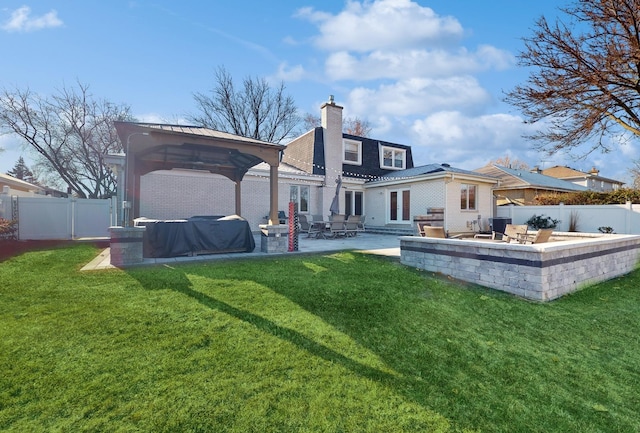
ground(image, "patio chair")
xmin=328 ymin=214 xmax=347 ymax=238
xmin=298 ymin=214 xmax=321 ymax=238
xmin=499 ymin=224 xmax=528 ymax=243
xmin=357 ymin=215 xmax=366 ymax=232
xmin=422 ymin=226 xmax=446 ymax=238
xmin=517 ymin=228 xmax=554 ymax=244
xmin=344 ymin=215 xmax=361 ymax=236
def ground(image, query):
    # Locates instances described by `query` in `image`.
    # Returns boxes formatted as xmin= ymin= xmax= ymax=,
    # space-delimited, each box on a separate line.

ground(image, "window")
xmin=460 ymin=184 xmax=477 ymax=210
xmin=344 ymin=190 xmax=363 ymax=216
xmin=380 ymin=145 xmax=406 ymax=170
xmin=343 ymin=139 xmax=362 ymax=165
xmin=289 ymin=185 xmax=310 ymax=213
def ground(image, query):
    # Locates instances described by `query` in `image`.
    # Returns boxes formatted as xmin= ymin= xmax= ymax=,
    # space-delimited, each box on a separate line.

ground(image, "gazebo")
xmin=113 ymin=121 xmax=285 ymax=226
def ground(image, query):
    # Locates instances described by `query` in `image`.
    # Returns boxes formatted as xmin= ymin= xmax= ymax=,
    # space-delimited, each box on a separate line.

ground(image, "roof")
xmin=0 ymin=172 xmax=44 ymax=193
xmin=541 ymin=165 xmax=624 ymax=185
xmin=113 ymin=122 xmax=285 ymax=182
xmin=476 ymin=165 xmax=588 ymax=192
xmin=368 ymin=163 xmax=497 ymax=184
xmin=282 ymin=128 xmax=415 ymax=179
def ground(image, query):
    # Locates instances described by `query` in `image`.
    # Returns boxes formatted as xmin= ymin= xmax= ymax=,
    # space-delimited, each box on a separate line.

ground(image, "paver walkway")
xmin=81 ymin=232 xmax=402 ymax=271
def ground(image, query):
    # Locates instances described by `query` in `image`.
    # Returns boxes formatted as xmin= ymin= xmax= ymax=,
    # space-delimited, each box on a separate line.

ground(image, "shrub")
xmin=0 ymin=218 xmax=18 ymax=241
xmin=568 ymin=210 xmax=580 ymax=232
xmin=526 ymin=214 xmax=559 ymax=230
xmin=535 ymin=188 xmax=640 ymax=205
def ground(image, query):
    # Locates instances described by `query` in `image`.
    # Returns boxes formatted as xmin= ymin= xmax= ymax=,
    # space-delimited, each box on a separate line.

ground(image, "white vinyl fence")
xmin=0 ymin=192 xmax=115 ymax=240
xmin=496 ymin=202 xmax=640 ymax=234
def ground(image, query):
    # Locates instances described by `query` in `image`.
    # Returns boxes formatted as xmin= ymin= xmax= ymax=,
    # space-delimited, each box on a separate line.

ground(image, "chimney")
xmin=320 ymin=95 xmax=344 ymax=215
xmin=589 ymin=166 xmax=599 ymax=175
xmin=320 ymin=95 xmax=343 ymax=179
xmin=531 ymin=166 xmax=542 ymax=174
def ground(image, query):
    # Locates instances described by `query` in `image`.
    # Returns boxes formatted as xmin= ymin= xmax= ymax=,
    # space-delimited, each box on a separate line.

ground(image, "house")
xmin=0 ymin=172 xmax=45 ymax=196
xmin=125 ymin=97 xmax=497 ymax=234
xmin=540 ymin=165 xmax=624 ymax=192
xmin=474 ymin=164 xmax=588 ymax=206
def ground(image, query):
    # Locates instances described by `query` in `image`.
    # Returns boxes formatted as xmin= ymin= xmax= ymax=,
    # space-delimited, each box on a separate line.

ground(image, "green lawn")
xmin=1 ymin=244 xmax=639 ymax=432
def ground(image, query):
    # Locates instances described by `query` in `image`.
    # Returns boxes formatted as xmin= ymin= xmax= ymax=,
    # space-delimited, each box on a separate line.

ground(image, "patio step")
xmin=364 ymin=226 xmax=416 ymax=236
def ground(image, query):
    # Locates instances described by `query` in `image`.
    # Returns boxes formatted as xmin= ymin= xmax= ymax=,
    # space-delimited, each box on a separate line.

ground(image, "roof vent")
xmin=442 ymin=163 xmax=450 ymax=167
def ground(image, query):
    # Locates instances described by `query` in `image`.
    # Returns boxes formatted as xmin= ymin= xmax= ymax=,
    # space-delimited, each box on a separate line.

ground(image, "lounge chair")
xmin=500 ymin=224 xmax=528 ymax=243
xmin=517 ymin=228 xmax=554 ymax=244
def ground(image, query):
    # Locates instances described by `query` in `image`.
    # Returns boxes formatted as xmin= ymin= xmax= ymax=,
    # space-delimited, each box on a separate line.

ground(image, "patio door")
xmin=389 ymin=189 xmax=410 ymax=222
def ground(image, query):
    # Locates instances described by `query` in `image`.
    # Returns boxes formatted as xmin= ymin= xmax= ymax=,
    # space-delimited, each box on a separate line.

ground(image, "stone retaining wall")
xmin=400 ymin=233 xmax=640 ymax=301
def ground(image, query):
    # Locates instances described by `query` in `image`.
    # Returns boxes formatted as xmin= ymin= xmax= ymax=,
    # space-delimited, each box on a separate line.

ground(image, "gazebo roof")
xmin=113 ymin=122 xmax=285 ymax=182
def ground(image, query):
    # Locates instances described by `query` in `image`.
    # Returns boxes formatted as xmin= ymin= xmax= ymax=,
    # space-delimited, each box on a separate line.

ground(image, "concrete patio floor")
xmin=81 ymin=232 xmax=402 ymax=271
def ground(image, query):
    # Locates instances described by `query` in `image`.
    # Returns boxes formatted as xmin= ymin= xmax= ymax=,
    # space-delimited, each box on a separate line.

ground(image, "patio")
xmin=82 ymin=232 xmax=402 ymax=271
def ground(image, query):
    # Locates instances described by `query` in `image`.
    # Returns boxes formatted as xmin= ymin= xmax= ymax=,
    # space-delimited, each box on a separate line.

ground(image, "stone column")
xmin=109 ymin=226 xmax=146 ymax=266
xmin=259 ymin=224 xmax=288 ymax=253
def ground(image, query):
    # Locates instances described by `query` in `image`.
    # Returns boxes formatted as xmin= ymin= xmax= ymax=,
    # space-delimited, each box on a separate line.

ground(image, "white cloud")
xmin=299 ymin=0 xmax=463 ymax=52
xmin=272 ymin=62 xmax=306 ymax=82
xmin=347 ymin=76 xmax=491 ymax=117
xmin=325 ymin=47 xmax=513 ymax=81
xmin=1 ymin=6 xmax=63 ymax=33
xmin=407 ymin=111 xmax=535 ymax=168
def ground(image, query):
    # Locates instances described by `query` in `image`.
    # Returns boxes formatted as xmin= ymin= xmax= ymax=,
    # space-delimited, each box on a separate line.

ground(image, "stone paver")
xmin=81 ymin=232 xmax=401 ymax=271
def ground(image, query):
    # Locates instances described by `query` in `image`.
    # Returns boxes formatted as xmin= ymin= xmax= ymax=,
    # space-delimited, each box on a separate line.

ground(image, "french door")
xmin=389 ymin=190 xmax=410 ymax=222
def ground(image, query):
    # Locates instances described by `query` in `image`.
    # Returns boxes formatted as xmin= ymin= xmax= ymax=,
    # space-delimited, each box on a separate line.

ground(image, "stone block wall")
xmin=400 ymin=234 xmax=640 ymax=301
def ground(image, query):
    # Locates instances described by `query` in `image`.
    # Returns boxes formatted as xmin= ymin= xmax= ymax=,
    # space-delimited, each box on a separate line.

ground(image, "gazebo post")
xmin=269 ymin=164 xmax=279 ymax=224
xmin=235 ymin=180 xmax=242 ymax=216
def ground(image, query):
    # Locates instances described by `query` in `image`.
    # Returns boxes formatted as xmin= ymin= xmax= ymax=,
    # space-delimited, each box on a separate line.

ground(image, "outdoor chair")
xmin=344 ymin=215 xmax=360 ymax=236
xmin=328 ymin=214 xmax=347 ymax=238
xmin=422 ymin=226 xmax=446 ymax=238
xmin=298 ymin=214 xmax=321 ymax=238
xmin=516 ymin=228 xmax=554 ymax=244
xmin=499 ymin=224 xmax=528 ymax=243
xmin=357 ymin=215 xmax=366 ymax=232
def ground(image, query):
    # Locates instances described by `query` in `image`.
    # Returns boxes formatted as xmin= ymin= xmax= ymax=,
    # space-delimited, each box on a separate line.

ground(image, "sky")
xmin=0 ymin=0 xmax=636 ymax=184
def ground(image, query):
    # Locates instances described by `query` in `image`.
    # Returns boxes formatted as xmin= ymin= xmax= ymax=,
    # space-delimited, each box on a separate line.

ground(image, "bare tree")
xmin=488 ymin=155 xmax=530 ymax=170
xmin=190 ymin=66 xmax=300 ymax=143
xmin=343 ymin=117 xmax=372 ymax=137
xmin=300 ymin=113 xmax=372 ymax=137
xmin=0 ymin=82 xmax=133 ymax=198
xmin=505 ymin=0 xmax=640 ymax=156
xmin=628 ymin=160 xmax=640 ymax=189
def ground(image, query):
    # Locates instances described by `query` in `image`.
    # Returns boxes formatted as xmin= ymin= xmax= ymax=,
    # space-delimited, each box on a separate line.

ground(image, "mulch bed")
xmin=0 ymin=240 xmax=110 ymax=262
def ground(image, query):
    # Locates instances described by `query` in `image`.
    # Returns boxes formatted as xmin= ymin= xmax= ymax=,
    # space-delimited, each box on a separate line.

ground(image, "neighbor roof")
xmin=478 ymin=165 xmax=588 ymax=192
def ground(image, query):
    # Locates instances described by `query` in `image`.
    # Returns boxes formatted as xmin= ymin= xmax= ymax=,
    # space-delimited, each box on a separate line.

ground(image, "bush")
xmin=535 ymin=188 xmax=640 ymax=205
xmin=526 ymin=214 xmax=559 ymax=230
xmin=0 ymin=218 xmax=18 ymax=241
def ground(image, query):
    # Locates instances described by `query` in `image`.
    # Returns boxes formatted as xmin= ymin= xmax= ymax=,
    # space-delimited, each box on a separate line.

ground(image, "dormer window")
xmin=380 ymin=145 xmax=406 ymax=170
xmin=343 ymin=139 xmax=362 ymax=165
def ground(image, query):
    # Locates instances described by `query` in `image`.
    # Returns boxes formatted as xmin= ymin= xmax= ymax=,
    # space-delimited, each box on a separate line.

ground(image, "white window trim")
xmin=460 ymin=183 xmax=477 ymax=211
xmin=343 ymin=138 xmax=362 ymax=165
xmin=379 ymin=144 xmax=406 ymax=170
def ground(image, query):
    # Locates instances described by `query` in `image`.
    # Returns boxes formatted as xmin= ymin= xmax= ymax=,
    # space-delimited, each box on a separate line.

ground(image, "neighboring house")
xmin=475 ymin=165 xmax=588 ymax=206
xmin=540 ymin=165 xmax=624 ymax=192
xmin=134 ymin=98 xmax=497 ymax=233
xmin=0 ymin=173 xmax=45 ymax=197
